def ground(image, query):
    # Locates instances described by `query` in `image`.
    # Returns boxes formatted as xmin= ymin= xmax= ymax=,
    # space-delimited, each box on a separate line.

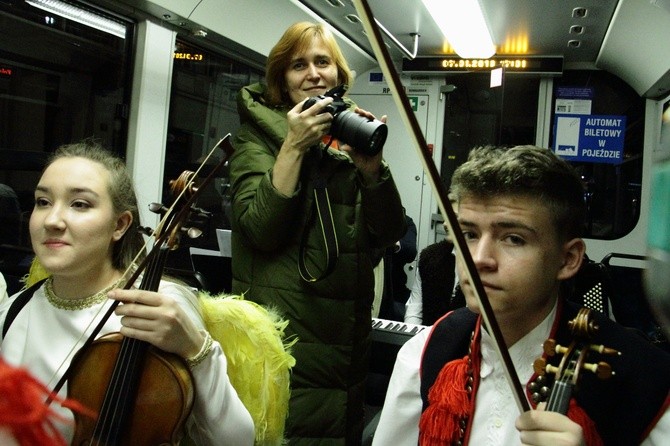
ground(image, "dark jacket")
xmin=230 ymin=83 xmax=406 ymax=444
xmin=376 ymin=215 xmax=417 ymax=321
xmin=417 ymin=240 xmax=460 ymax=325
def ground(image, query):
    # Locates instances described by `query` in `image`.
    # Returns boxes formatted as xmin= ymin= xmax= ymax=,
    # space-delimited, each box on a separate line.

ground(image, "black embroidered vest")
xmin=420 ymin=304 xmax=670 ymax=445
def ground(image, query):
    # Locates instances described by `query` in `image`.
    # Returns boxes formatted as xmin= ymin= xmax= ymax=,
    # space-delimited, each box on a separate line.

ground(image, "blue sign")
xmin=553 ymin=114 xmax=626 ymax=164
xmin=369 ymin=72 xmax=384 ymax=82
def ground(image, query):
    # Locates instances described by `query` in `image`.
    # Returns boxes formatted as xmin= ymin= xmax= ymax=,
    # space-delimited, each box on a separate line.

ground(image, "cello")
xmin=58 ymin=136 xmax=234 ymax=445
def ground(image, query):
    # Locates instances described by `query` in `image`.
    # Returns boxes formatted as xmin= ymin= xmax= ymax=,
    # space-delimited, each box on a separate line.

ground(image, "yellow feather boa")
xmin=199 ymin=292 xmax=296 ymax=445
xmin=23 ymin=257 xmax=49 ymax=287
xmin=23 ymin=259 xmax=296 ymax=445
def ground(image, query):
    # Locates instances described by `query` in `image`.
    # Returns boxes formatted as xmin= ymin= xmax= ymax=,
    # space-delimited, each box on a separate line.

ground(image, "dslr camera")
xmin=301 ymin=84 xmax=388 ymax=156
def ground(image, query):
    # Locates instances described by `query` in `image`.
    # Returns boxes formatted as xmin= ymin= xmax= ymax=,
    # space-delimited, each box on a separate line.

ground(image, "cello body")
xmin=68 ymin=332 xmax=194 ymax=446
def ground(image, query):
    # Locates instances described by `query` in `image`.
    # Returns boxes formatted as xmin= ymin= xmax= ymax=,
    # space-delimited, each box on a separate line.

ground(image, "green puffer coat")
xmin=230 ymin=83 xmax=406 ymax=445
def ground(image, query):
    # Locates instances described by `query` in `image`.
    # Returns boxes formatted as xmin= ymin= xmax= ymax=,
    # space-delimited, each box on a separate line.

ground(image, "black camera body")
xmin=302 ymin=84 xmax=387 ymax=157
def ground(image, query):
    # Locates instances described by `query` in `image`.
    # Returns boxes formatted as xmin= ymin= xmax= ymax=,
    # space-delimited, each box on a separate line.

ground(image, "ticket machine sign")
xmin=553 ymin=115 xmax=626 ymax=164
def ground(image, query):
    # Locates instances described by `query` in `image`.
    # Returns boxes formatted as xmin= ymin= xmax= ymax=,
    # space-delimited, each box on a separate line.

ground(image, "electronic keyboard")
xmin=371 ymin=318 xmax=427 ymax=346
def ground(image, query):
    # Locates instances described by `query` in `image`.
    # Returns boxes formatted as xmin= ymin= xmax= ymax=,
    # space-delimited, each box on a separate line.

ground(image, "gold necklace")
xmin=44 ymin=276 xmax=121 ymax=311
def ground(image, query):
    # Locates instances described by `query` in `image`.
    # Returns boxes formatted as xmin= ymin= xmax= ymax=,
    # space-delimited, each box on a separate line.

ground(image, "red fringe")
xmin=567 ymin=398 xmax=603 ymax=446
xmin=419 ymin=355 xmax=470 ymax=446
xmin=0 ymin=359 xmax=92 ymax=446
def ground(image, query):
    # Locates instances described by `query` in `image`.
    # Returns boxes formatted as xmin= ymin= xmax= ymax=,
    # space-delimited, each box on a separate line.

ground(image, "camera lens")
xmin=331 ymin=112 xmax=388 ymax=156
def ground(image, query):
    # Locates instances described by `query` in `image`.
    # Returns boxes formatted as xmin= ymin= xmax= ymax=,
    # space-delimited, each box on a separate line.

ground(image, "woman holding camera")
xmin=230 ymin=21 xmax=406 ymax=445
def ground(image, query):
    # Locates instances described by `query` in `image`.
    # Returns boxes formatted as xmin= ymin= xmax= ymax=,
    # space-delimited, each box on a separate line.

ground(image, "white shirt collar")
xmin=479 ymin=300 xmax=557 ymax=381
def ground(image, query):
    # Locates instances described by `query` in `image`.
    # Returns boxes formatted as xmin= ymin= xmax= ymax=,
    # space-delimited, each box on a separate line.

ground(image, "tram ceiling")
xmin=296 ymin=0 xmax=619 ymax=68
xmin=74 ymin=0 xmax=670 ymax=97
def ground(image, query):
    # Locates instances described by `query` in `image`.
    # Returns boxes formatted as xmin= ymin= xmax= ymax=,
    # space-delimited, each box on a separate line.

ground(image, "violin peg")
xmin=590 ymin=344 xmax=620 ymax=356
xmin=583 ymin=361 xmax=613 ymax=379
xmin=190 ymin=206 xmax=212 ymax=219
xmin=542 ymin=339 xmax=557 ymax=355
xmin=138 ymin=226 xmax=154 ymax=236
xmin=545 ymin=364 xmax=560 ymax=375
xmin=543 ymin=338 xmax=568 ymax=356
xmin=184 ymin=227 xmax=203 ymax=239
xmin=148 ymin=202 xmax=169 ymax=214
xmin=533 ymin=358 xmax=547 ymax=375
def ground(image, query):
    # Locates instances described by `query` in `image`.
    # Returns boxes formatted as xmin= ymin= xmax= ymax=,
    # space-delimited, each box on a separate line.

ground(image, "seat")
xmin=599 ymin=253 xmax=669 ymax=350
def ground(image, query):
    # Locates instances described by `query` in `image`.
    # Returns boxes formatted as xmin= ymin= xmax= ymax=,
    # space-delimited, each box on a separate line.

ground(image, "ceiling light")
xmin=421 ymin=0 xmax=495 ymax=58
xmin=25 ymin=0 xmax=127 ymax=39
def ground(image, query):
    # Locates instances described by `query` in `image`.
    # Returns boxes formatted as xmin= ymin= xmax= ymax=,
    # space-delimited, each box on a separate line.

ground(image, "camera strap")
xmin=298 ymin=161 xmax=339 ymax=282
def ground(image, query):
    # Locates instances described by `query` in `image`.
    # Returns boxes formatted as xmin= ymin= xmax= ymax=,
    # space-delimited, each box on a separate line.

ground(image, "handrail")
xmin=374 ymin=19 xmax=419 ymax=60
xmin=347 ymin=13 xmax=419 ymax=60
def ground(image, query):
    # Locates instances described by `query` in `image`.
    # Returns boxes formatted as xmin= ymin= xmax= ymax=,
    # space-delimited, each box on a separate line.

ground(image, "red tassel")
xmin=567 ymin=398 xmax=603 ymax=446
xmin=0 ymin=359 xmax=93 ymax=446
xmin=419 ymin=355 xmax=470 ymax=445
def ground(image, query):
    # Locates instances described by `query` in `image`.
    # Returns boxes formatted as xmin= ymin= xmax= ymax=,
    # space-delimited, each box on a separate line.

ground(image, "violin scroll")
xmin=144 ymin=168 xmax=218 ymax=251
xmin=530 ymin=308 xmax=620 ymax=411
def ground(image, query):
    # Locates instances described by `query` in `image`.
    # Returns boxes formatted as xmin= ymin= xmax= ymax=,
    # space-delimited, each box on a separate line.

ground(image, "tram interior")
xmin=1 ymin=0 xmax=670 ymax=440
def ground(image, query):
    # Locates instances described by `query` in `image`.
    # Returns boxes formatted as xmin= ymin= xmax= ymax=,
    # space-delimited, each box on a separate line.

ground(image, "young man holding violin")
xmin=372 ymin=145 xmax=670 ymax=446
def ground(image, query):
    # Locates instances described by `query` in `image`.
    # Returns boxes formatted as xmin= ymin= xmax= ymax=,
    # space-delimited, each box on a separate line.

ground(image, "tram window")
xmin=163 ymin=39 xmax=263 ymax=262
xmin=440 ymin=72 xmax=540 ymax=190
xmin=549 ymin=70 xmax=645 ymax=240
xmin=0 ymin=0 xmax=132 ymax=294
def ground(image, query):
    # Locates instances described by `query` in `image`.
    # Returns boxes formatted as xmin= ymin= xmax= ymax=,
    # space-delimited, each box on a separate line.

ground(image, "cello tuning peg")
xmin=148 ymin=202 xmax=169 ymax=214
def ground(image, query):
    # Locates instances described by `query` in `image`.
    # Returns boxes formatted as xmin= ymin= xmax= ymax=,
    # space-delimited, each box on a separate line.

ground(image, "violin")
xmin=61 ymin=136 xmax=234 ymax=445
xmin=531 ymin=307 xmax=619 ymax=413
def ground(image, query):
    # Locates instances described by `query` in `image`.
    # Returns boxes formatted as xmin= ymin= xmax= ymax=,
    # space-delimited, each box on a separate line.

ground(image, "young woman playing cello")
xmin=0 ymin=141 xmax=254 ymax=445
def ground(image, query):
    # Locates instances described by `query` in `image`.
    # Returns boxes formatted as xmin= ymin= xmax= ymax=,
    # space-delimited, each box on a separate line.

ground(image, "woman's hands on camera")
xmin=285 ymin=97 xmax=334 ymax=154
xmin=273 ymin=97 xmax=334 ymax=196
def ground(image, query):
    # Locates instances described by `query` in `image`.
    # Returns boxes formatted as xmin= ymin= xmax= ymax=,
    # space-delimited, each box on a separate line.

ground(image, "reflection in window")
xmin=550 ymin=70 xmax=645 ymax=240
xmin=440 ymin=72 xmax=540 ymax=191
xmin=163 ymin=39 xmax=263 ymax=266
xmin=0 ymin=1 xmax=132 ymax=295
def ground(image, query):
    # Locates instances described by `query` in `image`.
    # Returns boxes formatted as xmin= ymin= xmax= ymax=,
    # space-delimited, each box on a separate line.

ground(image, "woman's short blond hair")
xmin=264 ymin=22 xmax=353 ymax=106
